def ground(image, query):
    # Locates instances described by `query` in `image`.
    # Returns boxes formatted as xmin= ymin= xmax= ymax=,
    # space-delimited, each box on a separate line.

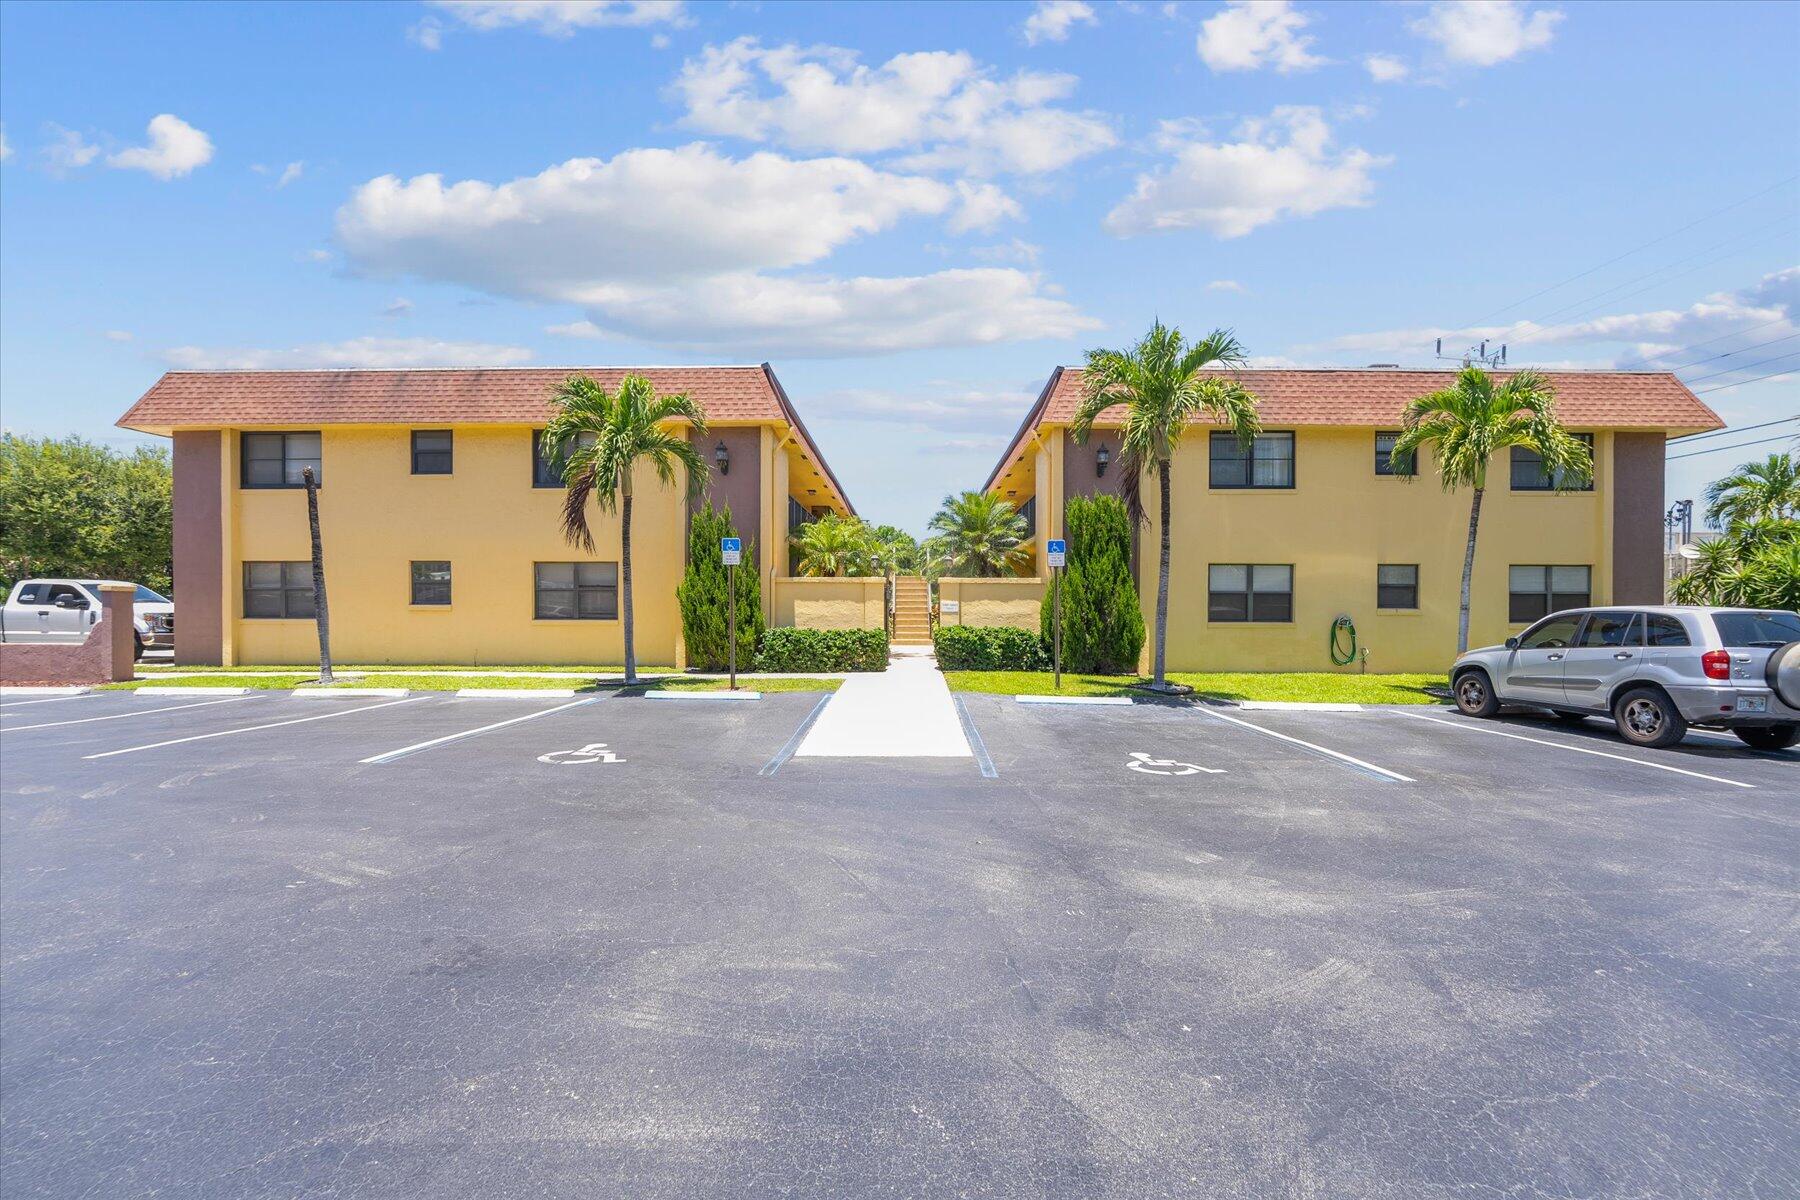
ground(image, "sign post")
xmin=721 ymin=537 xmax=743 ymax=690
xmin=1045 ymin=538 xmax=1067 ymax=690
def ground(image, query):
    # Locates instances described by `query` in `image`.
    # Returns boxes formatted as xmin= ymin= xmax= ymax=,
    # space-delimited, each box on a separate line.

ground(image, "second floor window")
xmin=1374 ymin=431 xmax=1403 ymax=476
xmin=1210 ymin=432 xmax=1294 ymax=489
xmin=532 ymin=429 xmax=596 ymax=488
xmin=411 ymin=431 xmax=453 ymax=475
xmin=242 ymin=432 xmax=321 ymax=488
xmin=1511 ymin=433 xmax=1594 ymax=491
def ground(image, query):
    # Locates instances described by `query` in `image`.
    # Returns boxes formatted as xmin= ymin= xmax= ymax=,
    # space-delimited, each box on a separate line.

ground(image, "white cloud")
xmin=969 ymin=238 xmax=1043 ymax=265
xmin=1207 ymin=279 xmax=1247 ymax=293
xmin=383 ymin=297 xmax=415 ymax=317
xmin=820 ymin=383 xmax=1039 ymax=432
xmin=1196 ymin=1 xmax=1326 ymax=73
xmin=302 ymin=248 xmax=334 ymax=263
xmin=671 ymin=38 xmax=1116 ymax=176
xmin=1363 ymin=53 xmax=1409 ymax=83
xmin=0 ymin=125 xmax=11 ymax=162
xmin=336 ymin=144 xmax=1093 ymax=356
xmin=1310 ymin=268 xmax=1799 ymax=369
xmin=546 ymin=319 xmax=609 ymax=338
xmin=104 ymin=330 xmax=134 ymax=342
xmin=409 ymin=18 xmax=445 ymax=50
xmin=1022 ymin=1 xmax=1097 ymax=45
xmin=426 ymin=0 xmax=689 ymax=36
xmin=162 ymin=336 xmax=533 ymax=370
xmin=277 ymin=161 xmax=304 ymax=187
xmin=1410 ymin=1 xmax=1562 ymax=67
xmin=42 ymin=125 xmax=100 ymax=176
xmin=1105 ymin=106 xmax=1391 ymax=238
xmin=107 ymin=114 xmax=213 ymax=180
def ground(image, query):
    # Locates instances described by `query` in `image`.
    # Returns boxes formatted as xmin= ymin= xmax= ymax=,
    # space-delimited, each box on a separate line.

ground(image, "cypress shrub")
xmin=1041 ymin=494 xmax=1145 ymax=673
xmin=677 ymin=503 xmax=763 ymax=671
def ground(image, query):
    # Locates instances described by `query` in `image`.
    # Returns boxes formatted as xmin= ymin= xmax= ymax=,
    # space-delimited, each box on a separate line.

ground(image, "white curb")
xmin=1231 ymin=700 xmax=1365 ymax=712
xmin=644 ymin=690 xmax=762 ymax=701
xmin=130 ymin=686 xmax=252 ymax=696
xmin=1015 ymin=694 xmax=1134 ymax=705
xmin=0 ymin=685 xmax=90 ymax=697
xmin=454 ymin=687 xmax=582 ymax=699
xmin=291 ymin=687 xmax=411 ymax=698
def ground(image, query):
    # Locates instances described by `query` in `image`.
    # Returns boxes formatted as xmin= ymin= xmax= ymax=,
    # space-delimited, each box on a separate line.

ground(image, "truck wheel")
xmin=1454 ymin=670 xmax=1501 ymax=717
xmin=1614 ymin=687 xmax=1687 ymax=749
xmin=133 ymin=633 xmax=146 ymax=661
xmin=1733 ymin=724 xmax=1798 ymax=751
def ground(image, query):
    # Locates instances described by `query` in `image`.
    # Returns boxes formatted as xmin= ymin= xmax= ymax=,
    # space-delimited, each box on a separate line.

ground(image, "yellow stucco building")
xmin=119 ymin=365 xmax=853 ymax=667
xmin=981 ymin=367 xmax=1723 ymax=674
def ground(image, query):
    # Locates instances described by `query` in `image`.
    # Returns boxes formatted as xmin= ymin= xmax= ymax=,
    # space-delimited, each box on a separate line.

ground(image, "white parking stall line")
xmin=360 ymin=696 xmax=604 ymax=765
xmin=1397 ymin=710 xmax=1757 ymax=789
xmin=0 ymin=695 xmax=94 ymax=711
xmin=83 ymin=698 xmax=420 ymax=760
xmin=1198 ymin=706 xmax=1416 ymax=783
xmin=4 ymin=696 xmax=251 ymax=732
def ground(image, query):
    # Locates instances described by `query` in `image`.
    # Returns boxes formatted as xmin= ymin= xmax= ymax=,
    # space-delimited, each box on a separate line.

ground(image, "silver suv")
xmin=1450 ymin=606 xmax=1800 ymax=750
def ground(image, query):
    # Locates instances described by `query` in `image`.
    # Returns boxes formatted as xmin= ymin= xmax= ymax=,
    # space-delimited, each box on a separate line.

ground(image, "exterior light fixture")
xmin=714 ymin=441 xmax=729 ymax=475
xmin=1095 ymin=444 xmax=1110 ymax=477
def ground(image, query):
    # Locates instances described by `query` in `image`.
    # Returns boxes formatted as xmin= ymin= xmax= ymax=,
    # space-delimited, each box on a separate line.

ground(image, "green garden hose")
xmin=1329 ymin=614 xmax=1358 ymax=666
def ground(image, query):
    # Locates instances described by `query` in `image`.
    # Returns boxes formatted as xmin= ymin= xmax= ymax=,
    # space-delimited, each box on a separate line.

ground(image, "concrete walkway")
xmin=795 ymin=649 xmax=971 ymax=758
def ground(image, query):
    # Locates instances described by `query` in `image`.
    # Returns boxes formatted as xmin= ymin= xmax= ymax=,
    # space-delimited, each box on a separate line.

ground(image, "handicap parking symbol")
xmin=1126 ymin=751 xmax=1224 ymax=777
xmin=538 ymin=742 xmax=625 ymax=765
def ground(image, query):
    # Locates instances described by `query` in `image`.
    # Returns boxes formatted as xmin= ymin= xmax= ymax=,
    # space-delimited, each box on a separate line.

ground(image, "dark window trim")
xmin=1208 ymin=430 xmax=1296 ymax=490
xmin=533 ymin=561 xmax=620 ymax=621
xmin=1374 ymin=430 xmax=1402 ymax=476
xmin=1207 ymin=562 xmax=1294 ymax=623
xmin=1376 ymin=563 xmax=1419 ymax=609
xmin=1507 ymin=564 xmax=1593 ymax=624
xmin=410 ymin=560 xmax=452 ymax=606
xmin=242 ymin=561 xmax=315 ymax=619
xmin=240 ymin=431 xmax=323 ymax=490
xmin=1510 ymin=432 xmax=1595 ymax=492
xmin=411 ymin=430 xmax=454 ymax=476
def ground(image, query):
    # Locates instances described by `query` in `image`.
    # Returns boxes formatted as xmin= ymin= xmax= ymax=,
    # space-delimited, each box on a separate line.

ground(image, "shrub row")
xmin=933 ymin=624 xmax=1049 ymax=671
xmin=755 ymin=627 xmax=889 ymax=673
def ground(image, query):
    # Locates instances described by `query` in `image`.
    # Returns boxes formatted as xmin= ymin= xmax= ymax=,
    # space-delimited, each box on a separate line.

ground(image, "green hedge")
xmin=755 ymin=627 xmax=889 ymax=673
xmin=932 ymin=624 xmax=1049 ymax=671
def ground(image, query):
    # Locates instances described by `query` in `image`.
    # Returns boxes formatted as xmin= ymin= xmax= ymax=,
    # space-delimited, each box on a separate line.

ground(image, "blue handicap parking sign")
xmin=720 ymin=536 xmax=742 ymax=565
xmin=1046 ymin=539 xmax=1067 ymax=567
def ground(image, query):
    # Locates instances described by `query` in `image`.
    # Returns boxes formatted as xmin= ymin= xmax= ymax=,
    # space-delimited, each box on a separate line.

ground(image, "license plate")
xmin=1736 ymin=695 xmax=1768 ymax=713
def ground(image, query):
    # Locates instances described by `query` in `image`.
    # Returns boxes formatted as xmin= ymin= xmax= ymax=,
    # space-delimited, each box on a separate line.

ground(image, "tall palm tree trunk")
xmin=620 ymin=482 xmax=637 ymax=685
xmin=302 ymin=467 xmax=332 ymax=684
xmin=1457 ymin=486 xmax=1484 ymax=655
xmin=1153 ymin=459 xmax=1172 ymax=688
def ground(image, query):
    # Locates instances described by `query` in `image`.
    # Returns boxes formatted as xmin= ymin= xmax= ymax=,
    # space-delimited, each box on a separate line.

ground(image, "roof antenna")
xmin=1435 ymin=337 xmax=1507 ymax=369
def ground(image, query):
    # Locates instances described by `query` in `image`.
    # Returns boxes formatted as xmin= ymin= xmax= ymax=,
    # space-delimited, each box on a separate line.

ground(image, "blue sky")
xmin=2 ymin=0 xmax=1795 ymax=534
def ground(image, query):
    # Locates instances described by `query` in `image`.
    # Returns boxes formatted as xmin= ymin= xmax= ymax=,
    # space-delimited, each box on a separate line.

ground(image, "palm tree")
xmin=542 ymin=373 xmax=707 ymax=685
xmin=1390 ymin=367 xmax=1591 ymax=656
xmin=301 ymin=465 xmax=332 ymax=684
xmin=1704 ymin=452 xmax=1799 ymax=527
xmin=926 ymin=491 xmax=1029 ymax=578
xmin=865 ymin=524 xmax=921 ymax=576
xmin=1070 ymin=321 xmax=1260 ymax=691
xmin=790 ymin=513 xmax=872 ymax=577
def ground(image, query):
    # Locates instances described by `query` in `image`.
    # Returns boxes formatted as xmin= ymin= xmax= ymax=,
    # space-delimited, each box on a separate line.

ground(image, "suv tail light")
xmin=1701 ymin=650 xmax=1731 ymax=680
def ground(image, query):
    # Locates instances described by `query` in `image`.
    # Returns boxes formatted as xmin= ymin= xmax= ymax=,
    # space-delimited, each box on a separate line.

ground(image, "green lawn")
xmin=106 ymin=674 xmax=840 ymax=693
xmin=944 ymin=670 xmax=1447 ymax=704
xmin=135 ymin=662 xmax=661 ymax=675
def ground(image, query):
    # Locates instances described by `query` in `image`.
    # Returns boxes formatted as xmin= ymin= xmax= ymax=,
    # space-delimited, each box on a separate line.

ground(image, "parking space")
xmin=2 ymin=688 xmax=1795 ymax=1198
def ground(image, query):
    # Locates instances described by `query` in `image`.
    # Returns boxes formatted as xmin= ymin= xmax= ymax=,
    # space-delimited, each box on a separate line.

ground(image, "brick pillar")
xmin=99 ymin=584 xmax=136 ymax=682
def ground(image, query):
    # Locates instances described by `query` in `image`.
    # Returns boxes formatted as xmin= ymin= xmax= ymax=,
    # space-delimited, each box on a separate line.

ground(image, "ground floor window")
xmin=411 ymin=561 xmax=451 ymax=606
xmin=1508 ymin=564 xmax=1590 ymax=623
xmin=1208 ymin=564 xmax=1292 ymax=622
xmin=535 ymin=562 xmax=618 ymax=620
xmin=243 ymin=562 xmax=314 ymax=619
xmin=1377 ymin=564 xmax=1418 ymax=609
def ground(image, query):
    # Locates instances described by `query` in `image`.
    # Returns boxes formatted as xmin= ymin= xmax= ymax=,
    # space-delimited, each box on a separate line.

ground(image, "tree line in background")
xmin=1670 ymin=451 xmax=1800 ymax=610
xmin=0 ymin=434 xmax=173 ymax=596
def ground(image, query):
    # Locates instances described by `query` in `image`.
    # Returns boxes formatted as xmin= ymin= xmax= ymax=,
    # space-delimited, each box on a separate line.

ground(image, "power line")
xmin=1696 ymin=369 xmax=1798 ymax=396
xmin=1667 ymin=432 xmax=1800 ymax=461
xmin=1538 ymin=226 xmax=1797 ymax=331
xmin=1661 ymin=332 xmax=1800 ymax=375
xmin=1615 ymin=316 xmax=1793 ymax=371
xmin=1681 ymin=350 xmax=1800 ymax=387
xmin=1462 ymin=173 xmax=1798 ymax=328
xmin=1669 ymin=415 xmax=1800 ymax=443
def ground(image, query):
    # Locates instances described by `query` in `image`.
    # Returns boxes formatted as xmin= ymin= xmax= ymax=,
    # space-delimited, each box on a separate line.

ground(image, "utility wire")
xmin=1667 ymin=432 xmax=1800 ymax=461
xmin=1696 ymin=369 xmax=1798 ymax=395
xmin=1681 ymin=350 xmax=1800 ymax=387
xmin=1661 ymin=332 xmax=1800 ymax=375
xmin=1669 ymin=415 xmax=1799 ymax=443
xmin=1462 ymin=174 xmax=1798 ymax=328
xmin=1615 ymin=316 xmax=1793 ymax=371
xmin=1540 ymin=226 xmax=1796 ymax=331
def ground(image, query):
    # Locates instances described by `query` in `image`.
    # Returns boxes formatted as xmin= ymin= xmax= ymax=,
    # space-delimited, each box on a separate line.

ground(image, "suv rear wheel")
xmin=1454 ymin=670 xmax=1501 ymax=718
xmin=1614 ymin=687 xmax=1687 ymax=749
xmin=1733 ymin=724 xmax=1798 ymax=751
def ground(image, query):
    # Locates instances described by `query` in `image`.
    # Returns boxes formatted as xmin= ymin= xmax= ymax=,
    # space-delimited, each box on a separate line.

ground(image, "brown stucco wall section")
xmin=689 ymin=427 xmax=762 ymax=541
xmin=1061 ymin=429 xmax=1126 ymax=502
xmin=0 ymin=586 xmax=135 ymax=685
xmin=173 ymin=430 xmax=225 ymax=665
xmin=1612 ymin=432 xmax=1666 ymax=604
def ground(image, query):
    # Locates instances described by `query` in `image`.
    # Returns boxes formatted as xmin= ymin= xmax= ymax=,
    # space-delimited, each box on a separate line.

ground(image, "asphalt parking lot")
xmin=2 ymin=689 xmax=1795 ymax=1198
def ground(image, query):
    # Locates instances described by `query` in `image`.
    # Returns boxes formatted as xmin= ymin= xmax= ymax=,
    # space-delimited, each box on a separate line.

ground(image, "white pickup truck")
xmin=0 ymin=579 xmax=174 ymax=659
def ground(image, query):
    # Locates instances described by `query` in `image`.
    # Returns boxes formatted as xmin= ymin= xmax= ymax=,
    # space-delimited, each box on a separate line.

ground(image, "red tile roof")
xmin=987 ymin=367 xmax=1723 ymax=490
xmin=118 ymin=364 xmax=854 ymax=513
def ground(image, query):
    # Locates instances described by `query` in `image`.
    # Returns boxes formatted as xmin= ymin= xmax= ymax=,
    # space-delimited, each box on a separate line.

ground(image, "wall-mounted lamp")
xmin=1095 ymin=443 xmax=1111 ymax=478
xmin=714 ymin=441 xmax=730 ymax=475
